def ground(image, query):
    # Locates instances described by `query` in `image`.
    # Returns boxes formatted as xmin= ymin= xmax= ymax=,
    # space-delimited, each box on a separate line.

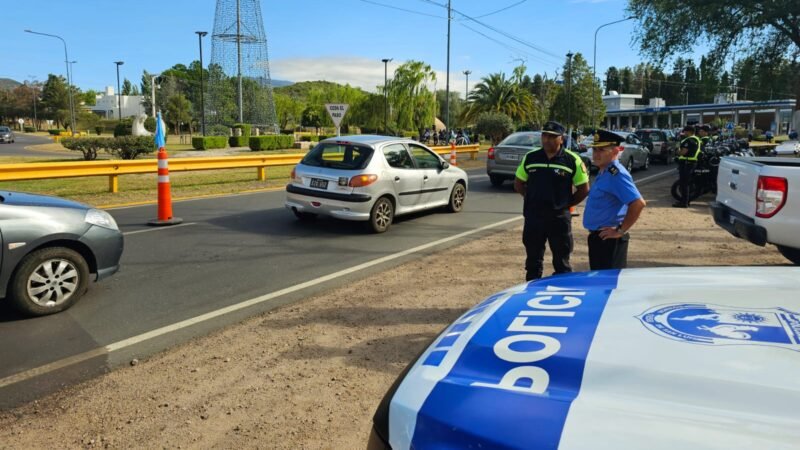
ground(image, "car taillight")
xmin=488 ymin=147 xmax=495 ymax=160
xmin=349 ymin=174 xmax=378 ymax=187
xmin=755 ymin=175 xmax=787 ymax=218
xmin=290 ymin=166 xmax=301 ymax=183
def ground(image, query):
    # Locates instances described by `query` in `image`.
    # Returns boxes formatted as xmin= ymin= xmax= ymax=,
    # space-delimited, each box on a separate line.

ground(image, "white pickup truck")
xmin=711 ymin=156 xmax=800 ymax=264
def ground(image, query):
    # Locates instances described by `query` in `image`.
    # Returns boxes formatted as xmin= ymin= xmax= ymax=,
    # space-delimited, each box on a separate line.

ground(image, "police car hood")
xmin=385 ymin=267 xmax=800 ymax=450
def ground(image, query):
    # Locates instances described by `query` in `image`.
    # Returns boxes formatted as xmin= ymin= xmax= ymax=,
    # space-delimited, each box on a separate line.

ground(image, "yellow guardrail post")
xmin=109 ymin=175 xmax=119 ymax=193
xmin=257 ymin=166 xmax=266 ymax=181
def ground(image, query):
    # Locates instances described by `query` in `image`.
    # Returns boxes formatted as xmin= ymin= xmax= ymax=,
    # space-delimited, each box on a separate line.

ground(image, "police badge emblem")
xmin=637 ymin=304 xmax=800 ymax=351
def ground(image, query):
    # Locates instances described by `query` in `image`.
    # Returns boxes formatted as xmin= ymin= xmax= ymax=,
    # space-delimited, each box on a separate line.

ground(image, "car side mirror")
xmin=441 ymin=161 xmax=450 ymax=170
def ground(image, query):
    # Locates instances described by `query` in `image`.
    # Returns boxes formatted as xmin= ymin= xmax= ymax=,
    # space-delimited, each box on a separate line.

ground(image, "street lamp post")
xmin=150 ymin=74 xmax=161 ymax=118
xmin=25 ymin=29 xmax=76 ymax=134
xmin=195 ymin=31 xmax=208 ymax=136
xmin=592 ymin=17 xmax=634 ymax=128
xmin=462 ymin=70 xmax=471 ymax=101
xmin=566 ymin=52 xmax=574 ymax=129
xmin=114 ymin=61 xmax=124 ymax=121
xmin=28 ymin=75 xmax=38 ymax=129
xmin=381 ymin=58 xmax=392 ymax=135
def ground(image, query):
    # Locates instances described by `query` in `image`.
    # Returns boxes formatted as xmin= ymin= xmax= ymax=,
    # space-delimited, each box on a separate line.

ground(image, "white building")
xmin=89 ymin=86 xmax=145 ymax=119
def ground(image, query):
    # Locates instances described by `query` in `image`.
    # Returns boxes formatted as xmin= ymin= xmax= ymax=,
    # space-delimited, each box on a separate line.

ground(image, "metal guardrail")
xmin=0 ymin=144 xmax=482 ymax=193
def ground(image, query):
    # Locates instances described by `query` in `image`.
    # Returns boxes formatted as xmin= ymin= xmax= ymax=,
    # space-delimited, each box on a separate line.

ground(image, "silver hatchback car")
xmin=285 ymin=135 xmax=468 ymax=233
xmin=486 ymin=131 xmax=542 ymax=187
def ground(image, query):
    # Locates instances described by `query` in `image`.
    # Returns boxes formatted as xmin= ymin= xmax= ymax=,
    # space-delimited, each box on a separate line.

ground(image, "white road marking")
xmin=123 ymin=222 xmax=197 ymax=236
xmin=0 ymin=215 xmax=523 ymax=389
xmin=635 ymin=168 xmax=677 ymax=184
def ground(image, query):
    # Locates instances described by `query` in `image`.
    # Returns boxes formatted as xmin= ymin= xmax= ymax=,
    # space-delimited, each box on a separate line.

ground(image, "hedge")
xmin=249 ymin=135 xmax=295 ymax=151
xmin=48 ymin=129 xmax=65 ymax=136
xmin=229 ymin=136 xmax=249 ymax=147
xmin=61 ymin=136 xmax=156 ymax=160
xmin=192 ymin=136 xmax=228 ymax=150
xmin=24 ymin=126 xmax=36 ymax=133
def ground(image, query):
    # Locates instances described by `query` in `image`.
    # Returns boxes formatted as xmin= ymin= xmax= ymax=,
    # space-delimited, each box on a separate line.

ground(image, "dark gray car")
xmin=0 ymin=126 xmax=15 ymax=144
xmin=0 ymin=191 xmax=123 ymax=316
xmin=486 ymin=132 xmax=542 ymax=187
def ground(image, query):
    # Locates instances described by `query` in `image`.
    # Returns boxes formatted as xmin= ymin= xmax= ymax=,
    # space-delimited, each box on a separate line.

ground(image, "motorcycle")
xmin=670 ymin=141 xmax=732 ymax=203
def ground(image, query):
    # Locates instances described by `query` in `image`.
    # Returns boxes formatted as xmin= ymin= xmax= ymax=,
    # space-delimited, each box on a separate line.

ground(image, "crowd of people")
xmin=420 ymin=127 xmax=473 ymax=146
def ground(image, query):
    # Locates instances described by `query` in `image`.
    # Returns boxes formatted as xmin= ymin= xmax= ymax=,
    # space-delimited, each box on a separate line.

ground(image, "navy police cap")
xmin=542 ymin=121 xmax=565 ymax=136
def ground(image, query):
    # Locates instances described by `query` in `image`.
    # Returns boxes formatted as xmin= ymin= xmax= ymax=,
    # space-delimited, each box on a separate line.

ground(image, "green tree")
xmin=40 ymin=74 xmax=70 ymax=128
xmin=388 ymin=60 xmax=436 ymax=133
xmin=274 ymin=92 xmax=303 ymax=130
xmin=550 ymin=53 xmax=604 ymax=128
xmin=121 ymin=79 xmax=134 ymax=95
xmin=627 ymin=0 xmax=800 ymax=128
xmin=301 ymin=106 xmax=323 ymax=132
xmin=475 ymin=112 xmax=514 ymax=145
xmin=461 ymin=71 xmax=533 ymax=124
xmin=605 ymin=67 xmax=621 ymax=94
xmin=165 ymin=94 xmax=192 ymax=135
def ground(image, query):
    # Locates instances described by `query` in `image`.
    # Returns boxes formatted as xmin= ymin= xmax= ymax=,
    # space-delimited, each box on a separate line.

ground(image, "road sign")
xmin=17 ymin=118 xmax=24 ymax=125
xmin=325 ymin=103 xmax=349 ymax=128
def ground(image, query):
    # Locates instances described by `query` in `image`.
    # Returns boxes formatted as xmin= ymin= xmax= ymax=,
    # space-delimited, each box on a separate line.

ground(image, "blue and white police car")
xmin=369 ymin=267 xmax=800 ymax=449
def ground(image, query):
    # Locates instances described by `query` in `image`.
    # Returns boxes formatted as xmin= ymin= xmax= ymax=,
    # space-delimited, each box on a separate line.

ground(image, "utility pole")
xmin=151 ymin=74 xmax=161 ymax=118
xmin=381 ymin=58 xmax=392 ymax=135
xmin=445 ymin=0 xmax=452 ymax=132
xmin=196 ymin=31 xmax=208 ymax=135
xmin=566 ymin=52 xmax=574 ymax=128
xmin=114 ymin=61 xmax=124 ymax=121
xmin=236 ymin=0 xmax=243 ymax=123
xmin=462 ymin=70 xmax=471 ymax=100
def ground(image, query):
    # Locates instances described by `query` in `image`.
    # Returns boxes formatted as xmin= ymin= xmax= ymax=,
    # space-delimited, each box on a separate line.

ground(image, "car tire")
xmin=8 ymin=247 xmax=90 ymax=316
xmin=447 ymin=182 xmax=466 ymax=213
xmin=626 ymin=158 xmax=634 ymax=172
xmin=293 ymin=210 xmax=317 ymax=221
xmin=368 ymin=197 xmax=394 ymax=233
xmin=777 ymin=245 xmax=800 ymax=265
xmin=489 ymin=175 xmax=504 ymax=187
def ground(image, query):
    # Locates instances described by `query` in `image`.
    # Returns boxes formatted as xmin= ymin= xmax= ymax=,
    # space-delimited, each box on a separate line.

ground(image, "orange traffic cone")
xmin=450 ymin=142 xmax=457 ymax=166
xmin=149 ymin=113 xmax=182 ymax=226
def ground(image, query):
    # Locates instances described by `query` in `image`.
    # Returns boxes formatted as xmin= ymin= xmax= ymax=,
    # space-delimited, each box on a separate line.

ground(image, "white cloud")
xmin=270 ymin=56 xmax=475 ymax=96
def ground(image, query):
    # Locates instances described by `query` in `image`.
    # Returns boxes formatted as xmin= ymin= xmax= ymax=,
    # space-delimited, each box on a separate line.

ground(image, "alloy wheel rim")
xmin=27 ymin=259 xmax=79 ymax=307
xmin=453 ymin=186 xmax=465 ymax=209
xmin=376 ymin=201 xmax=392 ymax=228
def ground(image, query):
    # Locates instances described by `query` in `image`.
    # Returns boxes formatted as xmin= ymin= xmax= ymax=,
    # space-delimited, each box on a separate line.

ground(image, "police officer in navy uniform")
xmin=583 ymin=130 xmax=647 ymax=270
xmin=673 ymin=125 xmax=702 ymax=208
xmin=514 ymin=121 xmax=589 ymax=281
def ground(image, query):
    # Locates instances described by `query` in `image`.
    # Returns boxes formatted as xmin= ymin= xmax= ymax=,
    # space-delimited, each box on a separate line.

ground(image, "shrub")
xmin=48 ymin=129 xmax=65 ymax=136
xmin=113 ymin=120 xmax=132 ymax=137
xmin=249 ymin=135 xmax=295 ymax=151
xmin=229 ymin=136 xmax=249 ymax=147
xmin=109 ymin=136 xmax=156 ymax=159
xmin=476 ymin=112 xmax=514 ymax=145
xmin=61 ymin=137 xmax=107 ymax=160
xmin=208 ymin=124 xmax=230 ymax=136
xmin=232 ymin=123 xmax=252 ymax=138
xmin=94 ymin=126 xmax=103 ymax=136
xmin=402 ymin=131 xmax=417 ymax=139
xmin=144 ymin=116 xmax=157 ymax=133
xmin=192 ymin=136 xmax=228 ymax=150
xmin=24 ymin=126 xmax=36 ymax=133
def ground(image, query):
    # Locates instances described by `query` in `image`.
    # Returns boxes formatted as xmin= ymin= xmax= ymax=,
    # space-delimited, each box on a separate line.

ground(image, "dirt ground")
xmin=0 ymin=176 xmax=790 ymax=449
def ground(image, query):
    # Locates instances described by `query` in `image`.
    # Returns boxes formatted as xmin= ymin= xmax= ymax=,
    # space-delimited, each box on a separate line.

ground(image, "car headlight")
xmin=85 ymin=209 xmax=119 ymax=230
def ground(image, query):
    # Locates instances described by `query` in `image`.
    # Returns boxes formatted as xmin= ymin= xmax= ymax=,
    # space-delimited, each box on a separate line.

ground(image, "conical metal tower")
xmin=207 ymin=0 xmax=278 ymax=131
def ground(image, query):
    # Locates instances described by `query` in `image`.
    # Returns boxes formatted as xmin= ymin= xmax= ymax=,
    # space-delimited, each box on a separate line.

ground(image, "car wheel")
xmin=626 ymin=157 xmax=634 ymax=172
xmin=369 ymin=197 xmax=394 ymax=233
xmin=489 ymin=174 xmax=504 ymax=187
xmin=447 ymin=182 xmax=466 ymax=213
xmin=8 ymin=247 xmax=90 ymax=316
xmin=293 ymin=210 xmax=317 ymax=221
xmin=777 ymin=245 xmax=800 ymax=265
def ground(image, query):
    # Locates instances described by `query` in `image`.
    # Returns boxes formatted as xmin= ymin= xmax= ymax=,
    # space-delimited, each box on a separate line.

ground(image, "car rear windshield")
xmin=0 ymin=127 xmax=10 ymax=132
xmin=301 ymin=142 xmax=374 ymax=170
xmin=500 ymin=133 xmax=541 ymax=147
xmin=636 ymin=131 xmax=662 ymax=141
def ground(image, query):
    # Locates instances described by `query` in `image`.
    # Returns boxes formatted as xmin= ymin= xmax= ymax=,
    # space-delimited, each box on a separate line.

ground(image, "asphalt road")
xmin=0 ymin=163 xmax=676 ymax=407
xmin=0 ymin=133 xmax=60 ymax=158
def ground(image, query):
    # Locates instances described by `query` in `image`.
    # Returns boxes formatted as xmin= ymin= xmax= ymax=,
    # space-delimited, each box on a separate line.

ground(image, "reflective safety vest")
xmin=678 ymin=135 xmax=702 ymax=161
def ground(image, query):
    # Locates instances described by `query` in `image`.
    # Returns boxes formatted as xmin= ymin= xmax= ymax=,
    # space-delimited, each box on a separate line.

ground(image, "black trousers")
xmin=522 ymin=211 xmax=572 ymax=281
xmin=588 ymin=231 xmax=630 ymax=270
xmin=677 ymin=161 xmax=696 ymax=206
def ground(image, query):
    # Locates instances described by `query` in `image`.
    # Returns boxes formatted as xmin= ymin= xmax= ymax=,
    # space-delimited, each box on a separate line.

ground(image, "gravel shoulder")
xmin=0 ymin=175 xmax=789 ymax=449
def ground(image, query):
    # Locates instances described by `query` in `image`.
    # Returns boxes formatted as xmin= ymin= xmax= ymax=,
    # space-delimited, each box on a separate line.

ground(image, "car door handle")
xmin=729 ymin=182 xmax=737 ymax=190
xmin=394 ymin=176 xmax=400 ymax=181
xmin=423 ymin=175 xmax=429 ymax=181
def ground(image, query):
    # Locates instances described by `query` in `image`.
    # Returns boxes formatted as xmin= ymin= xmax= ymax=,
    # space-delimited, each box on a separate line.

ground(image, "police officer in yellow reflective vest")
xmin=673 ymin=125 xmax=702 ymax=208
xmin=698 ymin=124 xmax=711 ymax=150
xmin=514 ymin=121 xmax=589 ymax=281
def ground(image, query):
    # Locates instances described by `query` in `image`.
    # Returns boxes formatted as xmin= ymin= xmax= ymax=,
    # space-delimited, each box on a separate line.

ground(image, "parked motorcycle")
xmin=671 ymin=139 xmax=746 ymax=203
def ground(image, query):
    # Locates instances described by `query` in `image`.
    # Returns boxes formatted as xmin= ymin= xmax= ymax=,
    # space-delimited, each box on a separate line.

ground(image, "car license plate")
xmin=310 ymin=178 xmax=328 ymax=189
xmin=504 ymin=154 xmax=519 ymax=161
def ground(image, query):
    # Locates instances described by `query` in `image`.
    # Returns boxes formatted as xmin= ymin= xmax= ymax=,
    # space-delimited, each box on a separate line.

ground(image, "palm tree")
xmin=461 ymin=72 xmax=534 ymax=124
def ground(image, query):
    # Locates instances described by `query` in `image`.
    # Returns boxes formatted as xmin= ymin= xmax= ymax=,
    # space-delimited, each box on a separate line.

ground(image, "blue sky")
xmin=3 ymin=0 xmax=675 ymax=95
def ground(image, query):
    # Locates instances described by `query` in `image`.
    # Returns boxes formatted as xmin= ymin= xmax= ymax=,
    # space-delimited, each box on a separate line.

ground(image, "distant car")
xmin=0 ymin=126 xmax=15 ymax=144
xmin=578 ymin=135 xmax=593 ymax=152
xmin=369 ymin=267 xmax=800 ymax=450
xmin=774 ymin=140 xmax=799 ymax=157
xmin=0 ymin=191 xmax=123 ymax=316
xmin=616 ymin=131 xmax=650 ymax=171
xmin=285 ymin=135 xmax=468 ymax=233
xmin=486 ymin=132 xmax=542 ymax=187
xmin=634 ymin=128 xmax=677 ymax=164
